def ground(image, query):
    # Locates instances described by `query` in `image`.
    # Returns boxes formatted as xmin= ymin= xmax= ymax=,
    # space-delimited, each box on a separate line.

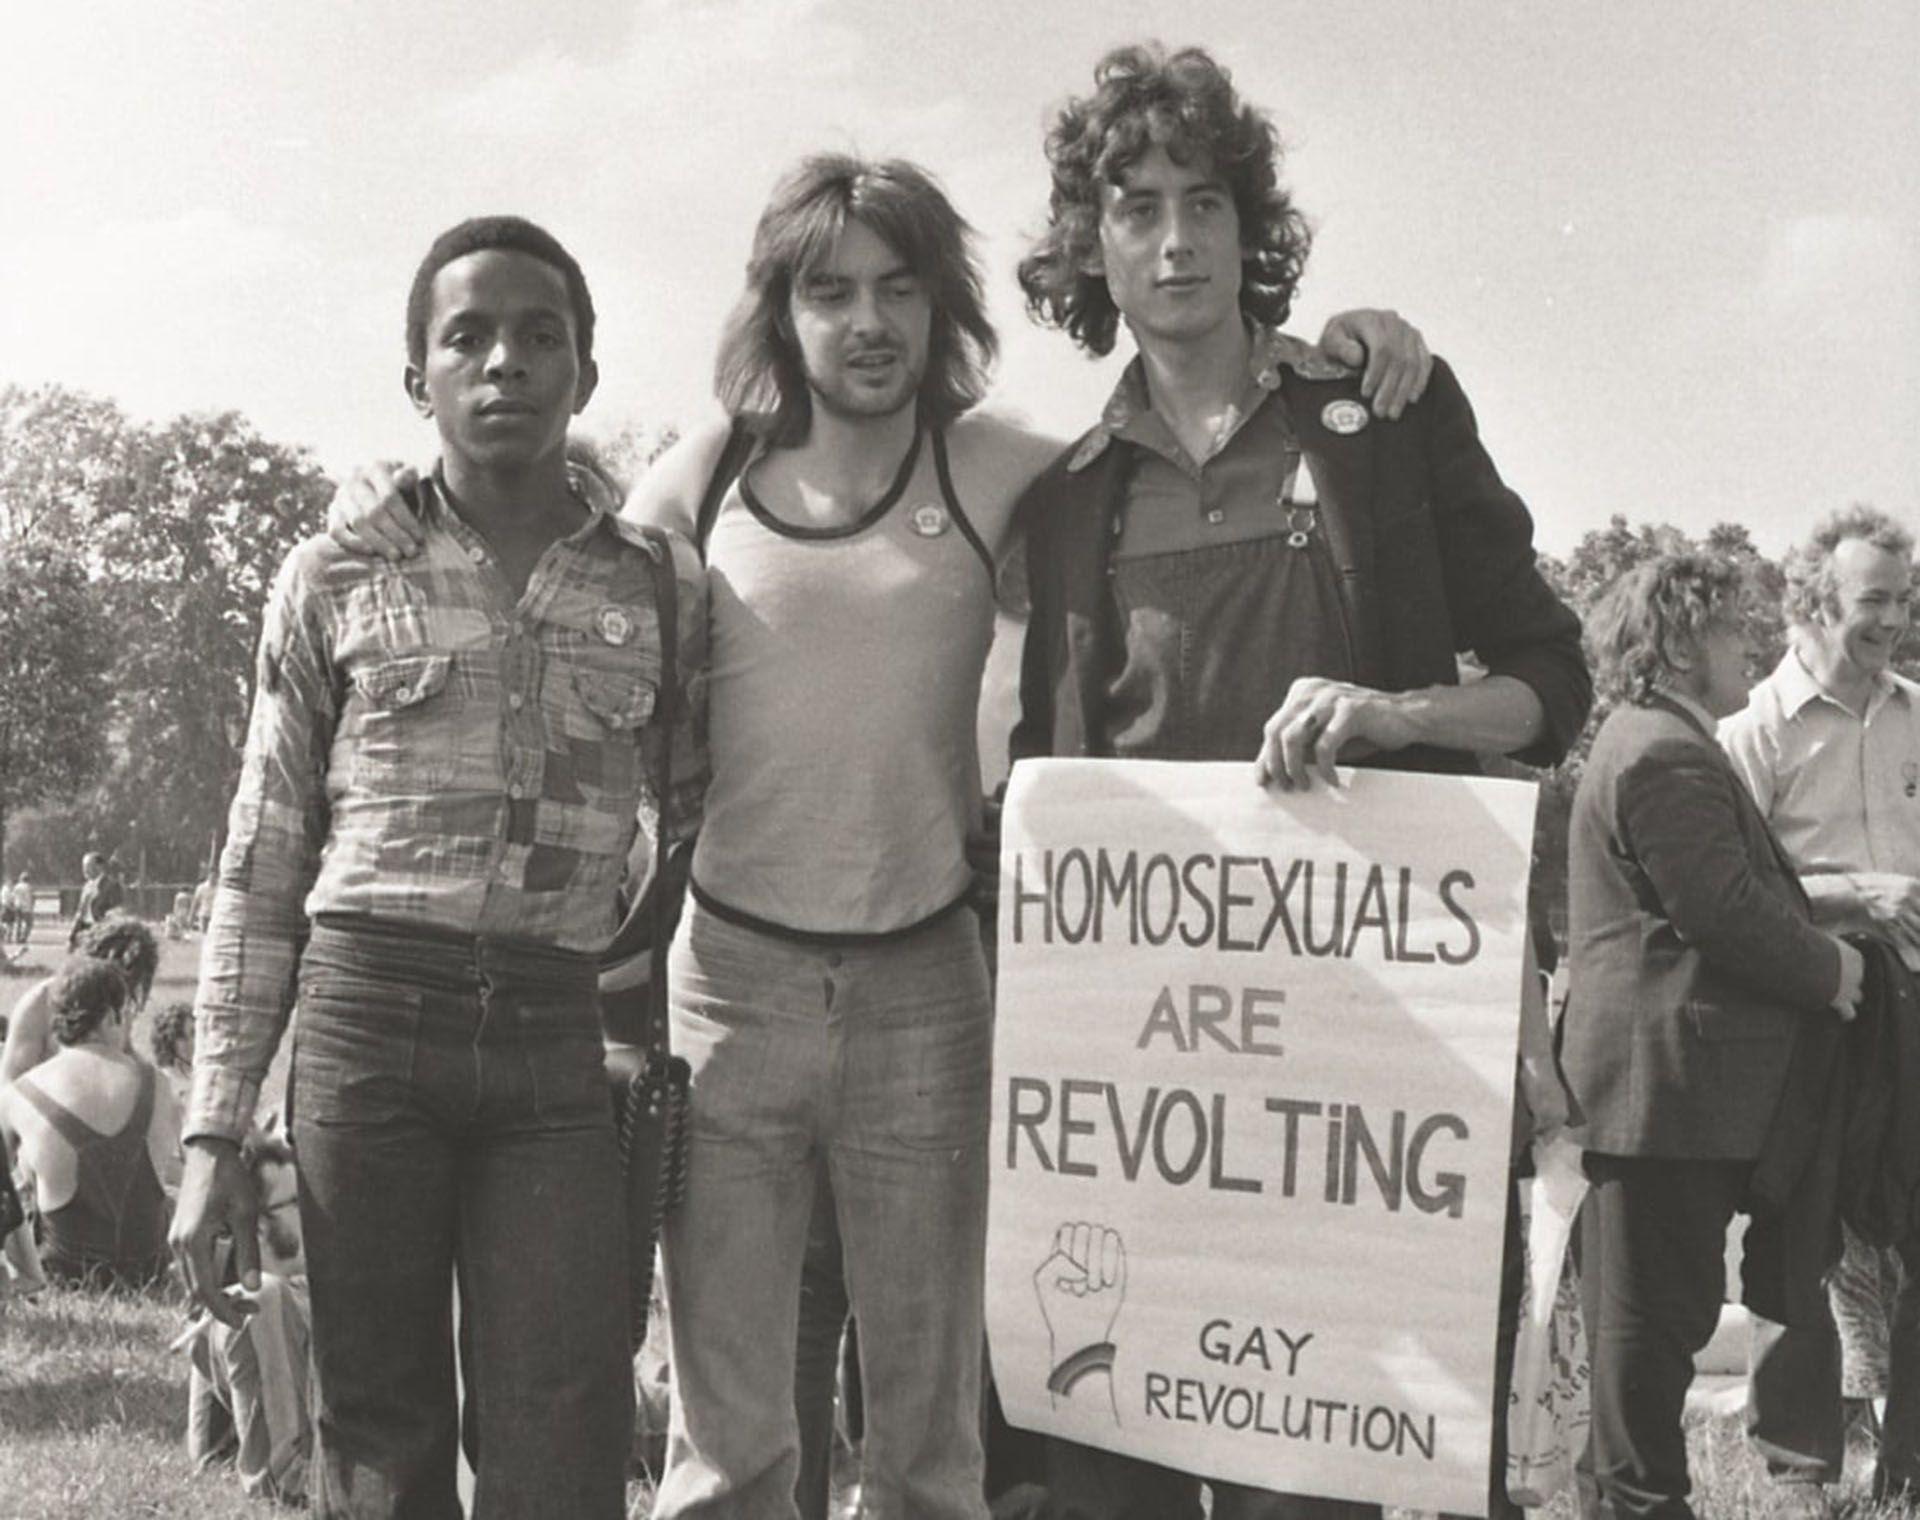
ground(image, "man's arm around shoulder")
xmin=1416 ymin=356 xmax=1591 ymax=767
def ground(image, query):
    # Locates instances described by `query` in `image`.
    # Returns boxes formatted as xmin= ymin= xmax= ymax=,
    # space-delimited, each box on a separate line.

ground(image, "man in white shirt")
xmin=1721 ymin=503 xmax=1920 ymax=1508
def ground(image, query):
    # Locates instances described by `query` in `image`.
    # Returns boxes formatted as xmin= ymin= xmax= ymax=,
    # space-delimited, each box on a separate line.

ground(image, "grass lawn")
xmin=6 ymin=921 xmax=1920 ymax=1518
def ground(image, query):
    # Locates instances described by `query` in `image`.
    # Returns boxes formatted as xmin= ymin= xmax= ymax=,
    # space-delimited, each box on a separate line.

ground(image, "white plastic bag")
xmin=1505 ymin=1132 xmax=1591 ymax=1507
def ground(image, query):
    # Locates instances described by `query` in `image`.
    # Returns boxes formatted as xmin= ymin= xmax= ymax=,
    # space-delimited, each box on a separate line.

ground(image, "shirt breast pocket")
xmin=345 ymin=651 xmax=457 ymax=788
xmin=571 ymin=666 xmax=657 ymax=732
xmin=565 ymin=660 xmax=656 ymax=808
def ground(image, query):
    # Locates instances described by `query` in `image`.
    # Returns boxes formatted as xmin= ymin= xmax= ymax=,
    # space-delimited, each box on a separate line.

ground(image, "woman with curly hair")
xmin=0 ymin=955 xmax=180 ymax=1288
xmin=0 ymin=912 xmax=159 ymax=1086
xmin=1563 ymin=554 xmax=1863 ymax=1518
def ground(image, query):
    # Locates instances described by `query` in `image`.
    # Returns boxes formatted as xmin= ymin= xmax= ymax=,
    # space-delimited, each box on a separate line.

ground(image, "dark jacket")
xmin=1745 ymin=936 xmax=1920 ymax=1325
xmin=1561 ymin=696 xmax=1844 ymax=1160
xmin=1009 ymin=355 xmax=1590 ymax=773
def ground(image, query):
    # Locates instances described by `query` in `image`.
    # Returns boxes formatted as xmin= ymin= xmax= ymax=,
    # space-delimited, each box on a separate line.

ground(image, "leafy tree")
xmin=0 ymin=542 xmax=113 ymax=877
xmin=570 ymin=421 xmax=680 ymax=499
xmin=0 ymin=383 xmax=144 ymax=545
xmin=1 ymin=387 xmax=331 ymax=882
xmin=81 ymin=412 xmax=330 ymax=881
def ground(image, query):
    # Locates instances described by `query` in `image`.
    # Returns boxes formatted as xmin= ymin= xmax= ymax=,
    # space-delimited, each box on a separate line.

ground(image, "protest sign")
xmin=986 ymin=759 xmax=1539 ymax=1515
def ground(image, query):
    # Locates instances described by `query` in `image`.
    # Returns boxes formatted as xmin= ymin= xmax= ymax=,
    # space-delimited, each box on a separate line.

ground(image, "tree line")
xmin=0 ymin=382 xmax=328 ymax=885
xmin=0 ymin=378 xmax=1900 ymax=923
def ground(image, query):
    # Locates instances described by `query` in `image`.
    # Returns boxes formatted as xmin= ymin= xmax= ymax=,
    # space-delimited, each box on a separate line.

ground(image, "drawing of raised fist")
xmin=1034 ymin=1221 xmax=1125 ymax=1419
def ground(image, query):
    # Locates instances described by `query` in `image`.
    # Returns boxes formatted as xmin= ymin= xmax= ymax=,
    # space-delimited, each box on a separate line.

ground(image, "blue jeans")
xmin=655 ymin=900 xmax=992 ymax=1520
xmin=290 ymin=917 xmax=632 ymax=1520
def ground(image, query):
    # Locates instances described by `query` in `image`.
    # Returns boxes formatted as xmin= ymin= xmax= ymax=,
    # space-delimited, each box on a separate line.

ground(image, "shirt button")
xmin=1206 ymin=509 xmax=1225 ymax=525
xmin=468 ymin=545 xmax=487 ymax=564
xmin=508 ymin=693 xmax=524 ymax=710
xmin=508 ymin=783 xmax=524 ymax=799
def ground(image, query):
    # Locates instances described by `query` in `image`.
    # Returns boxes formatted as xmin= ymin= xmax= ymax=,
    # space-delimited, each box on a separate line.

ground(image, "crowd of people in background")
xmin=0 ymin=907 xmax=318 ymax=1503
xmin=2 ymin=35 xmax=1915 ymax=1520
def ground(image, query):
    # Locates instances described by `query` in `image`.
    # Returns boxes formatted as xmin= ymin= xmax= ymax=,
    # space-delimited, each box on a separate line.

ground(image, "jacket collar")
xmin=1649 ymin=689 xmax=1717 ymax=740
xmin=1065 ymin=325 xmax=1355 ymax=474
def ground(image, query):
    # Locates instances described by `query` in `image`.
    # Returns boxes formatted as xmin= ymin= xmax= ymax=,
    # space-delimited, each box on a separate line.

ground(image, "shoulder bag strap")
xmin=693 ymin=415 xmax=759 ymax=559
xmin=639 ymin=527 xmax=679 ymax=1062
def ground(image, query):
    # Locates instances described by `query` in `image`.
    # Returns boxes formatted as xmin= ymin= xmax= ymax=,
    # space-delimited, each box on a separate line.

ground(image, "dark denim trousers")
xmin=291 ymin=916 xmax=632 ymax=1520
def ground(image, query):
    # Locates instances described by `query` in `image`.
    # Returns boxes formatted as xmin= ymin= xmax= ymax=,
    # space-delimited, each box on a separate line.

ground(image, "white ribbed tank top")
xmin=690 ymin=427 xmax=995 ymax=935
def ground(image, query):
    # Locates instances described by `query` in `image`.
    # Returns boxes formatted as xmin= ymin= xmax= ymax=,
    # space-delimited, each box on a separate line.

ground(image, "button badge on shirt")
xmin=910 ymin=502 xmax=950 ymax=538
xmin=595 ymin=606 xmax=636 ymax=646
xmin=1321 ymin=399 xmax=1369 ymax=436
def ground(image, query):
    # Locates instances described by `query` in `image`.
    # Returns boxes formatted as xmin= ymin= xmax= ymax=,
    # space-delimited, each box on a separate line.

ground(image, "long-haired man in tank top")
xmin=328 ymin=154 xmax=1430 ymax=1519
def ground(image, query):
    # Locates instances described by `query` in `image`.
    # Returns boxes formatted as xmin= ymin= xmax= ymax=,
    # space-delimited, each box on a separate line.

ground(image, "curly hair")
xmin=405 ymin=215 xmax=595 ymax=369
xmin=714 ymin=154 xmax=998 ymax=446
xmin=49 ymin=958 xmax=132 ymax=1047
xmin=1781 ymin=504 xmax=1913 ymax=630
xmin=78 ymin=913 xmax=159 ymax=1002
xmin=1588 ymin=553 xmax=1749 ymax=708
xmin=1017 ymin=42 xmax=1312 ymax=358
xmin=148 ymin=1000 xmax=196 ymax=1077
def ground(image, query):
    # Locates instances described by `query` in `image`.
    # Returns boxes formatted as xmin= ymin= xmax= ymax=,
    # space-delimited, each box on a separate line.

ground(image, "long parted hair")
xmin=714 ymin=154 xmax=998 ymax=446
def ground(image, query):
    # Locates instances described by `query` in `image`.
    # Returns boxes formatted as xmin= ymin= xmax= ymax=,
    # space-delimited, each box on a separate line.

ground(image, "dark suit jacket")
xmin=1009 ymin=355 xmax=1591 ymax=772
xmin=1562 ymin=695 xmax=1844 ymax=1160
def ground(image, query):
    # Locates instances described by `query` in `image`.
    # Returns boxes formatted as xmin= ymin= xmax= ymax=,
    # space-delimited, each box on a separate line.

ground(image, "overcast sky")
xmin=4 ymin=0 xmax=1914 ymax=554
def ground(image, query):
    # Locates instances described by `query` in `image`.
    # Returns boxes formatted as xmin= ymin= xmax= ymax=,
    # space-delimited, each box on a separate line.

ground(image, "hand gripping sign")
xmin=986 ymin=759 xmax=1538 ymax=1516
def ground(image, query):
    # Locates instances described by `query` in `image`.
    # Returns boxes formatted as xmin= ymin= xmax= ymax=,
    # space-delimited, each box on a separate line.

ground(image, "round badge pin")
xmin=595 ymin=606 xmax=636 ymax=646
xmin=1321 ymin=399 xmax=1370 ymax=436
xmin=910 ymin=502 xmax=950 ymax=538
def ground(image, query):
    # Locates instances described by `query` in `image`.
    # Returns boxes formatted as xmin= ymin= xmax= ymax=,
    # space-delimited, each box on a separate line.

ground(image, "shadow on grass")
xmin=1 ymin=1363 xmax=187 ymax=1442
xmin=4 ymin=1299 xmax=189 ymax=1360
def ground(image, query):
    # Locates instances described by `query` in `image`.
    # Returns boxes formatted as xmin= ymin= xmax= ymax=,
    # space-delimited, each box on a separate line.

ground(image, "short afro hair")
xmin=148 ymin=1000 xmax=196 ymax=1078
xmin=405 ymin=215 xmax=595 ymax=369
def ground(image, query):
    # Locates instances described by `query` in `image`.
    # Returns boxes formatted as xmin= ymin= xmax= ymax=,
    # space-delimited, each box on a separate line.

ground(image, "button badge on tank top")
xmin=909 ymin=502 xmax=950 ymax=538
xmin=595 ymin=605 xmax=636 ymax=646
xmin=1321 ymin=399 xmax=1369 ymax=435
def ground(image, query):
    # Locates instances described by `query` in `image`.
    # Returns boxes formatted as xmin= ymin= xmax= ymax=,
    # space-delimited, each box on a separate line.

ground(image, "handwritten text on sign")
xmin=985 ymin=760 xmax=1538 ymax=1515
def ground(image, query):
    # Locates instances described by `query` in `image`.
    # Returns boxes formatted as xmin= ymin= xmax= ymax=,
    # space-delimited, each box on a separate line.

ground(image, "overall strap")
xmin=693 ymin=416 xmax=760 ymax=559
xmin=10 ymin=1072 xmax=100 ymax=1150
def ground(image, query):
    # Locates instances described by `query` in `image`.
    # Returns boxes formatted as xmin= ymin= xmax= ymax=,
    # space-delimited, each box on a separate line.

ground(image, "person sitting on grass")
xmin=0 ymin=913 xmax=160 ymax=1086
xmin=181 ymin=1124 xmax=312 ymax=1506
xmin=148 ymin=1000 xmax=196 ymax=1106
xmin=0 ymin=1016 xmax=50 ymax=1298
xmin=0 ymin=957 xmax=179 ymax=1289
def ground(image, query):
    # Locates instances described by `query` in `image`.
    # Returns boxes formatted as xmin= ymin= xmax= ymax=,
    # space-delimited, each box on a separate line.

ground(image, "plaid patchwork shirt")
xmin=187 ymin=469 xmax=707 ymax=1142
